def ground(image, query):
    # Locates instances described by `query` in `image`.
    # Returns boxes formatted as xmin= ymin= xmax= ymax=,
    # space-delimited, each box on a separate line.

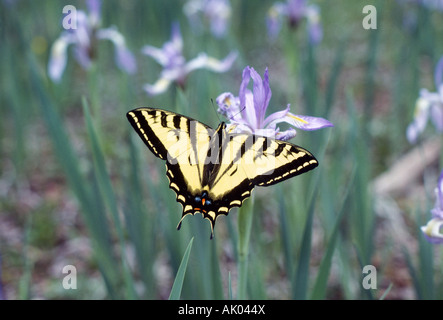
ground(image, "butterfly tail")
xmin=176 ymin=210 xmax=216 ymax=239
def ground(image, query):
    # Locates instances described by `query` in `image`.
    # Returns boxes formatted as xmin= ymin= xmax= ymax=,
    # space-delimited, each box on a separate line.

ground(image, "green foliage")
xmin=1 ymin=0 xmax=443 ymax=300
xmin=169 ymin=237 xmax=194 ymax=300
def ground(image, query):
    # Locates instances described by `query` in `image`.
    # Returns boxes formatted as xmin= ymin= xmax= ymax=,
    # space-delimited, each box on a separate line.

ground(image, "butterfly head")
xmin=217 ymin=122 xmax=228 ymax=131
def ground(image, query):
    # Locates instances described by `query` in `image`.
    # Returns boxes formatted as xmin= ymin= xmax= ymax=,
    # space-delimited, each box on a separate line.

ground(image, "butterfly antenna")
xmin=228 ymin=105 xmax=246 ymax=122
xmin=210 ymin=98 xmax=223 ymax=123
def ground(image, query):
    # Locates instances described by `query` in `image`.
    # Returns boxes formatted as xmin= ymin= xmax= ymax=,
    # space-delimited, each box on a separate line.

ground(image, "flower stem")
xmin=237 ymin=192 xmax=255 ymax=300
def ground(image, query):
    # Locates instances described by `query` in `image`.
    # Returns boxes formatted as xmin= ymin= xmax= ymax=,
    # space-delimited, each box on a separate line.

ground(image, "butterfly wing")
xmin=206 ymin=131 xmax=318 ymax=216
xmin=244 ymin=136 xmax=318 ymax=187
xmin=126 ymin=107 xmax=215 ymax=217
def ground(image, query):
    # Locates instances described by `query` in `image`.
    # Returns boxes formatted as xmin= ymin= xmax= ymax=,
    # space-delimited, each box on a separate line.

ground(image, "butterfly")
xmin=126 ymin=107 xmax=318 ymax=238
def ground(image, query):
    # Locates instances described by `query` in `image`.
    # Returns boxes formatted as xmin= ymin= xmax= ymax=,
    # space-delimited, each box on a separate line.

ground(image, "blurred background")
xmin=1 ymin=0 xmax=443 ymax=299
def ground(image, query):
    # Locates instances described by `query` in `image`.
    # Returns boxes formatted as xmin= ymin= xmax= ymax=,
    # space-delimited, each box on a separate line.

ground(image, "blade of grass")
xmin=186 ymin=219 xmax=215 ymax=298
xmin=228 ymin=271 xmax=233 ymax=300
xmin=279 ymin=194 xmax=294 ymax=288
xmin=417 ymin=212 xmax=434 ymax=300
xmin=0 ymin=255 xmax=4 ymax=300
xmin=346 ymin=89 xmax=374 ymax=266
xmin=324 ymin=38 xmax=347 ymax=117
xmin=354 ymin=244 xmax=375 ymax=300
xmin=292 ymin=185 xmax=319 ymax=300
xmin=169 ymin=237 xmax=194 ymax=300
xmin=18 ymin=214 xmax=33 ymax=300
xmin=403 ymin=246 xmax=422 ymax=299
xmin=83 ymin=98 xmax=137 ymax=299
xmin=379 ymin=283 xmax=393 ymax=300
xmin=310 ymin=166 xmax=356 ymax=299
xmin=237 ymin=192 xmax=255 ymax=300
xmin=123 ymin=133 xmax=157 ymax=298
xmin=209 ymin=239 xmax=224 ymax=299
xmin=304 ymin=42 xmax=318 ymax=116
xmin=363 ymin=0 xmax=382 ymax=128
xmin=247 ymin=248 xmax=266 ymax=299
xmin=28 ymin=52 xmax=121 ymax=298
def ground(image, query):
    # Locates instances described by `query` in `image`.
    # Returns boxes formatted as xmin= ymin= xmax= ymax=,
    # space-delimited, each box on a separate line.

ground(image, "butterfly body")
xmin=127 ymin=107 xmax=318 ymax=238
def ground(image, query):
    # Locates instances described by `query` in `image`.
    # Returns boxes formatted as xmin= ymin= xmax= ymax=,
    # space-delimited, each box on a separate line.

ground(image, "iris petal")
xmin=142 ymin=23 xmax=236 ymax=96
xmin=48 ymin=33 xmax=76 ymax=82
xmin=287 ymin=113 xmax=334 ymax=130
xmin=185 ymin=51 xmax=237 ymax=74
xmin=216 ymin=66 xmax=333 ymax=140
xmin=262 ymin=105 xmax=291 ymax=128
xmin=47 ymin=2 xmax=134 ymax=81
xmin=216 ymin=92 xmax=241 ymax=120
xmin=249 ymin=67 xmax=268 ymax=125
xmin=97 ymin=27 xmax=136 ymax=74
xmin=421 ymin=218 xmax=443 ymax=244
xmin=239 ymin=66 xmax=251 ymax=114
xmin=143 ymin=78 xmax=172 ymax=96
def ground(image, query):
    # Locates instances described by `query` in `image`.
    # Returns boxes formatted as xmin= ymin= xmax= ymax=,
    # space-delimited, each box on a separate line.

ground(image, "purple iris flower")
xmin=216 ymin=66 xmax=333 ymax=140
xmin=407 ymin=56 xmax=443 ymax=143
xmin=421 ymin=170 xmax=443 ymax=244
xmin=402 ymin=0 xmax=443 ymax=11
xmin=421 ymin=0 xmax=443 ymax=11
xmin=183 ymin=0 xmax=231 ymax=38
xmin=48 ymin=0 xmax=136 ymax=82
xmin=141 ymin=23 xmax=237 ymax=95
xmin=266 ymin=0 xmax=322 ymax=45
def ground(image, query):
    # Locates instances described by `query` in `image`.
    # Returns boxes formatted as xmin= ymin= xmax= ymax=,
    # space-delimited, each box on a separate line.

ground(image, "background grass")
xmin=1 ymin=0 xmax=443 ymax=299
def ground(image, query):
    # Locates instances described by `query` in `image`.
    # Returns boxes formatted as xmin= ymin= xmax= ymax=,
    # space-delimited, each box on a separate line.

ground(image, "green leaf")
xmin=417 ymin=212 xmax=435 ymax=300
xmin=403 ymin=247 xmax=421 ymax=299
xmin=83 ymin=98 xmax=137 ymax=299
xmin=292 ymin=186 xmax=319 ymax=300
xmin=228 ymin=271 xmax=233 ymax=300
xmin=28 ymin=51 xmax=120 ymax=297
xmin=18 ymin=215 xmax=33 ymax=300
xmin=169 ymin=237 xmax=194 ymax=300
xmin=379 ymin=283 xmax=393 ymax=300
xmin=237 ymin=192 xmax=255 ymax=299
xmin=310 ymin=166 xmax=355 ymax=299
xmin=324 ymin=38 xmax=346 ymax=117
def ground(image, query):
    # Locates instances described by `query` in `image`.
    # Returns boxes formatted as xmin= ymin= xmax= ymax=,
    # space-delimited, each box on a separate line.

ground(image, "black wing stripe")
xmin=274 ymin=143 xmax=286 ymax=157
xmin=173 ymin=115 xmax=181 ymax=129
xmin=160 ymin=111 xmax=168 ymax=127
xmin=126 ymin=110 xmax=168 ymax=159
xmin=189 ymin=119 xmax=204 ymax=183
xmin=254 ymin=147 xmax=318 ymax=186
xmin=211 ymin=134 xmax=254 ymax=188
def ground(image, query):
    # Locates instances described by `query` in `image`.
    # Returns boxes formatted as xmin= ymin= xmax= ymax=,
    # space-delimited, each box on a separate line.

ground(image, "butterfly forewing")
xmin=249 ymin=138 xmax=318 ymax=186
xmin=208 ymin=131 xmax=318 ymax=210
xmin=127 ymin=108 xmax=210 ymax=195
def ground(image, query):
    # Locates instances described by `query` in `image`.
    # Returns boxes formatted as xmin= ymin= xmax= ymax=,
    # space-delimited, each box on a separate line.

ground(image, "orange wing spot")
xmin=202 ymin=198 xmax=206 ymax=205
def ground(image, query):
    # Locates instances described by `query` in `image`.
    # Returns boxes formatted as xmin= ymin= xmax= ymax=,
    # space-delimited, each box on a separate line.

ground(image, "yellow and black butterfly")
xmin=127 ymin=107 xmax=318 ymax=238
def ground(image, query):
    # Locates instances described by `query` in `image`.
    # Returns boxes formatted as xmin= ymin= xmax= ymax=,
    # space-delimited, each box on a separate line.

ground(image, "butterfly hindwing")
xmin=127 ymin=107 xmax=318 ymax=238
